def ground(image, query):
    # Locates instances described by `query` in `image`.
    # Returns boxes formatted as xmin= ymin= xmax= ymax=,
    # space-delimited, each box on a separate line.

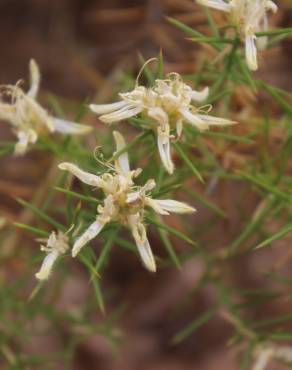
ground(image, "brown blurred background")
xmin=1 ymin=0 xmax=290 ymax=99
xmin=0 ymin=0 xmax=203 ymax=99
xmin=1 ymin=1 xmax=292 ymax=370
xmin=0 ymin=0 xmax=292 ymax=98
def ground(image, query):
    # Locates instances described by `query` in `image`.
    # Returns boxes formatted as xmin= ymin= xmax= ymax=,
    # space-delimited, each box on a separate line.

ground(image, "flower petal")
xmin=253 ymin=348 xmax=274 ymax=370
xmin=35 ymin=250 xmax=59 ymax=280
xmin=99 ymin=105 xmax=142 ymax=123
xmin=52 ymin=118 xmax=92 ymax=135
xmin=157 ymin=133 xmax=174 ymax=174
xmin=72 ymin=220 xmax=105 ymax=257
xmin=128 ymin=215 xmax=156 ymax=272
xmin=191 ymin=87 xmax=209 ymax=102
xmin=245 ymin=35 xmax=258 ymax=71
xmin=90 ymin=101 xmax=128 ymax=115
xmin=127 ymin=180 xmax=156 ymax=204
xmin=142 ymin=179 xmax=156 ymax=193
xmin=196 ymin=114 xmax=236 ymax=127
xmin=179 ymin=107 xmax=208 ymax=131
xmin=148 ymin=107 xmax=169 ymax=130
xmin=176 ymin=119 xmax=183 ymax=138
xmin=196 ymin=0 xmax=232 ymax=12
xmin=28 ymin=59 xmax=40 ymax=99
xmin=147 ymin=107 xmax=174 ymax=171
xmin=126 ymin=191 xmax=141 ymax=204
xmin=135 ymin=235 xmax=156 ymax=273
xmin=15 ymin=132 xmax=29 ymax=155
xmin=266 ymin=1 xmax=278 ymax=13
xmin=58 ymin=162 xmax=103 ymax=187
xmin=113 ymin=130 xmax=130 ymax=175
xmin=144 ymin=197 xmax=170 ymax=215
xmin=14 ymin=130 xmax=37 ymax=156
xmin=152 ymin=199 xmax=196 ymax=214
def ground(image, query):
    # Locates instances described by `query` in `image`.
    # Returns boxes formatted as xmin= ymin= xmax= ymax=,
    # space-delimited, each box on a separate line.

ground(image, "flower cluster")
xmin=58 ymin=131 xmax=195 ymax=273
xmin=90 ymin=72 xmax=235 ymax=174
xmin=35 ymin=230 xmax=69 ymax=280
xmin=0 ymin=58 xmax=239 ymax=278
xmin=0 ymin=60 xmax=92 ymax=155
xmin=3 ymin=4 xmax=290 ymax=370
xmin=197 ymin=0 xmax=278 ymax=70
xmin=0 ymin=47 xmax=243 ymax=281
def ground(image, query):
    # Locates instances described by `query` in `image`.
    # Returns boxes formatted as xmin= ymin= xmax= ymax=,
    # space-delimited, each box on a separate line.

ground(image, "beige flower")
xmin=197 ymin=0 xmax=278 ymax=70
xmin=59 ymin=131 xmax=195 ymax=272
xmin=90 ymin=72 xmax=235 ymax=174
xmin=35 ymin=230 xmax=69 ymax=280
xmin=0 ymin=59 xmax=92 ymax=155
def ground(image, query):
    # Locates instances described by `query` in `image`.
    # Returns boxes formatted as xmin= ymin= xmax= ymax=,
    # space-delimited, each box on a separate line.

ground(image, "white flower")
xmin=0 ymin=59 xmax=92 ymax=155
xmin=90 ymin=72 xmax=235 ymax=174
xmin=59 ymin=131 xmax=195 ymax=272
xmin=35 ymin=230 xmax=69 ymax=280
xmin=253 ymin=343 xmax=292 ymax=370
xmin=197 ymin=0 xmax=278 ymax=70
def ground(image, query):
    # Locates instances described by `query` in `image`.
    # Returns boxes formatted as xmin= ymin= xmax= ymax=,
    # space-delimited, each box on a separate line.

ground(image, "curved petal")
xmin=196 ymin=114 xmax=236 ymax=127
xmin=143 ymin=179 xmax=156 ymax=191
xmin=130 ymin=220 xmax=156 ymax=272
xmin=28 ymin=59 xmax=41 ymax=99
xmin=127 ymin=191 xmax=142 ymax=204
xmin=113 ymin=130 xmax=130 ymax=175
xmin=72 ymin=220 xmax=105 ymax=257
xmin=15 ymin=132 xmax=29 ymax=155
xmin=176 ymin=119 xmax=183 ymax=138
xmin=35 ymin=250 xmax=59 ymax=280
xmin=190 ymin=87 xmax=209 ymax=103
xmin=245 ymin=35 xmax=258 ymax=71
xmin=147 ymin=106 xmax=174 ymax=172
xmin=135 ymin=235 xmax=156 ymax=273
xmin=149 ymin=199 xmax=196 ymax=214
xmin=90 ymin=101 xmax=128 ymax=115
xmin=157 ymin=133 xmax=174 ymax=174
xmin=58 ymin=162 xmax=103 ymax=187
xmin=197 ymin=0 xmax=232 ymax=12
xmin=144 ymin=197 xmax=170 ymax=215
xmin=52 ymin=118 xmax=92 ymax=135
xmin=253 ymin=348 xmax=274 ymax=370
xmin=266 ymin=1 xmax=278 ymax=13
xmin=179 ymin=107 xmax=208 ymax=131
xmin=127 ymin=180 xmax=156 ymax=204
xmin=128 ymin=215 xmax=156 ymax=272
xmin=100 ymin=105 xmax=142 ymax=124
xmin=14 ymin=130 xmax=37 ymax=155
xmin=148 ymin=107 xmax=169 ymax=130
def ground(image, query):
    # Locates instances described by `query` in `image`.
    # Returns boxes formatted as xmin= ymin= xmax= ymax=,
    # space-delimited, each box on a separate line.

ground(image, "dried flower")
xmin=59 ymin=131 xmax=195 ymax=272
xmin=35 ymin=230 xmax=69 ymax=280
xmin=197 ymin=0 xmax=278 ymax=70
xmin=90 ymin=72 xmax=235 ymax=174
xmin=0 ymin=59 xmax=92 ymax=155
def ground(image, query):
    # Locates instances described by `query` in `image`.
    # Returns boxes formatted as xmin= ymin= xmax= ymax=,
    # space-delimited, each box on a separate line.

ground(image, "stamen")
xmin=135 ymin=58 xmax=158 ymax=87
